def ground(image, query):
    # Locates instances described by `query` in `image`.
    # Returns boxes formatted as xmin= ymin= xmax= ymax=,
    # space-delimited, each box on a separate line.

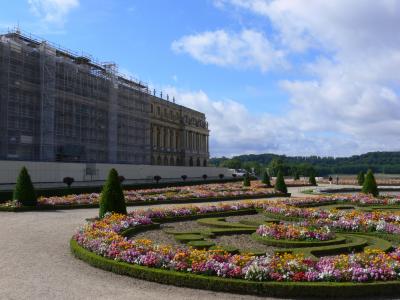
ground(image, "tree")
xmin=261 ymin=171 xmax=271 ymax=187
xmin=13 ymin=167 xmax=37 ymax=206
xmin=99 ymin=169 xmax=127 ymax=218
xmin=243 ymin=173 xmax=251 ymax=187
xmin=63 ymin=177 xmax=74 ymax=188
xmin=294 ymin=171 xmax=300 ymax=180
xmin=268 ymin=158 xmax=289 ymax=176
xmin=362 ymin=169 xmax=379 ymax=197
xmin=309 ymin=173 xmax=317 ymax=186
xmin=357 ymin=171 xmax=365 ymax=186
xmin=221 ymin=158 xmax=242 ymax=169
xmin=274 ymin=171 xmax=287 ymax=194
xmin=202 ymin=174 xmax=208 ymax=181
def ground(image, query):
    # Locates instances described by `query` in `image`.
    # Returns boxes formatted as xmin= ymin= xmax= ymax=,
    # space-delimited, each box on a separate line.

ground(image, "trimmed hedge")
xmin=275 ymin=234 xmax=368 ymax=258
xmin=71 ymin=239 xmax=400 ymax=298
xmin=197 ymin=217 xmax=257 ymax=229
xmin=251 ymin=233 xmax=347 ymax=248
xmin=187 ymin=240 xmax=215 ymax=249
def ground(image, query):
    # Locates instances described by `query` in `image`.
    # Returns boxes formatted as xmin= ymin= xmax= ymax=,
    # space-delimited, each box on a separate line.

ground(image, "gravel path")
xmin=0 ymin=186 xmax=325 ymax=300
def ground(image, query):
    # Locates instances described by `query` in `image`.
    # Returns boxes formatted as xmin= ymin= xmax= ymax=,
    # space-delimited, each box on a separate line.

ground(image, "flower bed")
xmin=256 ymin=224 xmax=334 ymax=241
xmin=72 ymin=201 xmax=400 ymax=287
xmin=0 ymin=182 xmax=288 ymax=211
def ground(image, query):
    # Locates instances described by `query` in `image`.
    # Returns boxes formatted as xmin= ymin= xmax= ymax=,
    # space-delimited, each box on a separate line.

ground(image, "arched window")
xmin=164 ymin=156 xmax=169 ymax=165
xmin=196 ymin=158 xmax=200 ymax=166
xmin=170 ymin=157 xmax=175 ymax=166
xmin=189 ymin=157 xmax=193 ymax=166
xmin=157 ymin=156 xmax=162 ymax=165
xmin=203 ymin=159 xmax=207 ymax=167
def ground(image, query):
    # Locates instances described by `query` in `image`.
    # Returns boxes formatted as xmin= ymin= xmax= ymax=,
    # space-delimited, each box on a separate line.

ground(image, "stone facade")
xmin=150 ymin=96 xmax=209 ymax=167
xmin=0 ymin=31 xmax=209 ymax=166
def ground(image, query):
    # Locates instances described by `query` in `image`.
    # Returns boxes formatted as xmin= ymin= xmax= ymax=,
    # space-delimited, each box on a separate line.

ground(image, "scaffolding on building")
xmin=0 ymin=29 xmax=152 ymax=164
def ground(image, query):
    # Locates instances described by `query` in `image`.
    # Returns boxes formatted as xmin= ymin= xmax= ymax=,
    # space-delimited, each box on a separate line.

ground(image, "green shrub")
xmin=362 ymin=169 xmax=379 ymax=197
xmin=13 ymin=167 xmax=37 ymax=206
xmin=243 ymin=173 xmax=251 ymax=187
xmin=309 ymin=174 xmax=317 ymax=186
xmin=262 ymin=171 xmax=271 ymax=187
xmin=274 ymin=171 xmax=287 ymax=194
xmin=187 ymin=240 xmax=215 ymax=249
xmin=99 ymin=169 xmax=127 ymax=218
xmin=357 ymin=171 xmax=365 ymax=186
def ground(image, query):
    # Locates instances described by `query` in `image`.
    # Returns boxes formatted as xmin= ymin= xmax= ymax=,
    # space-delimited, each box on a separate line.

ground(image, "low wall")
xmin=0 ymin=160 xmax=234 ymax=185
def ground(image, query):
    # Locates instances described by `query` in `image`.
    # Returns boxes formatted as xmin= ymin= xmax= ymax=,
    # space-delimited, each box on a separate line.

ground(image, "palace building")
xmin=0 ymin=30 xmax=209 ymax=166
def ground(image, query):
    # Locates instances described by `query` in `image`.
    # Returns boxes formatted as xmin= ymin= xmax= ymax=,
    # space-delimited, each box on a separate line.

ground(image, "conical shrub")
xmin=274 ymin=171 xmax=287 ymax=194
xmin=13 ymin=167 xmax=37 ymax=206
xmin=362 ymin=169 xmax=379 ymax=197
xmin=99 ymin=169 xmax=127 ymax=218
xmin=243 ymin=173 xmax=251 ymax=187
xmin=262 ymin=171 xmax=271 ymax=187
xmin=357 ymin=171 xmax=365 ymax=186
xmin=309 ymin=173 xmax=317 ymax=186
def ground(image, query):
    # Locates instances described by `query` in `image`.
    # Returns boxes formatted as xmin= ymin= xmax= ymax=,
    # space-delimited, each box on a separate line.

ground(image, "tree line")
xmin=210 ymin=151 xmax=400 ymax=176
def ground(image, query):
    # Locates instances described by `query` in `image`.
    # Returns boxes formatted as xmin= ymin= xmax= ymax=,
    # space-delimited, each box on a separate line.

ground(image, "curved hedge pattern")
xmin=71 ymin=198 xmax=400 ymax=297
xmin=251 ymin=232 xmax=347 ymax=248
xmin=70 ymin=239 xmax=400 ymax=298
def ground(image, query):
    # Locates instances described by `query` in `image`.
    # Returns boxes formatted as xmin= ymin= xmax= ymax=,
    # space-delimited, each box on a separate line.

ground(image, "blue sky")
xmin=1 ymin=0 xmax=400 ymax=157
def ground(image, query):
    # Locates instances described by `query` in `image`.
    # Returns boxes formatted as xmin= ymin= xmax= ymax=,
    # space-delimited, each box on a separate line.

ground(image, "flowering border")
xmin=0 ymin=192 xmax=290 ymax=212
xmin=70 ymin=239 xmax=400 ymax=298
xmin=71 ymin=199 xmax=400 ymax=297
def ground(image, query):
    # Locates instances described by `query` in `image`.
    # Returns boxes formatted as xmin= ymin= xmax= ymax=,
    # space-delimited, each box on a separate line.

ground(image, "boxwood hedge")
xmin=70 ymin=239 xmax=400 ymax=298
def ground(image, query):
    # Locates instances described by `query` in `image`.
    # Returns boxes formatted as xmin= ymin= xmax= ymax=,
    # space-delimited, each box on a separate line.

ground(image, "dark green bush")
xmin=262 ymin=171 xmax=271 ymax=187
xmin=63 ymin=177 xmax=74 ymax=188
xmin=13 ymin=167 xmax=37 ymax=206
xmin=243 ymin=173 xmax=251 ymax=187
xmin=99 ymin=169 xmax=127 ymax=218
xmin=362 ymin=169 xmax=379 ymax=197
xmin=357 ymin=171 xmax=365 ymax=186
xmin=154 ymin=175 xmax=161 ymax=184
xmin=309 ymin=174 xmax=317 ymax=186
xmin=274 ymin=171 xmax=287 ymax=193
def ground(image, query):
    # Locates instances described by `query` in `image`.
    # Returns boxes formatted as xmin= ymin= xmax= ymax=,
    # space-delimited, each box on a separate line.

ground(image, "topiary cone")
xmin=243 ymin=173 xmax=251 ymax=187
xmin=309 ymin=174 xmax=317 ymax=186
xmin=13 ymin=166 xmax=37 ymax=206
xmin=357 ymin=171 xmax=365 ymax=186
xmin=274 ymin=171 xmax=287 ymax=194
xmin=99 ymin=169 xmax=127 ymax=218
xmin=262 ymin=171 xmax=271 ymax=187
xmin=362 ymin=169 xmax=379 ymax=197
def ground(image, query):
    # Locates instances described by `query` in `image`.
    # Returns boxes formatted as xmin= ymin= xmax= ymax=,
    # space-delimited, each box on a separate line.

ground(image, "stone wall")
xmin=0 ymin=160 xmax=233 ymax=185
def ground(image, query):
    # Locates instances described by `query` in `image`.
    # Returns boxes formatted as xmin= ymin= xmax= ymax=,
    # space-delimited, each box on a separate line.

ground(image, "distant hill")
xmin=210 ymin=151 xmax=400 ymax=175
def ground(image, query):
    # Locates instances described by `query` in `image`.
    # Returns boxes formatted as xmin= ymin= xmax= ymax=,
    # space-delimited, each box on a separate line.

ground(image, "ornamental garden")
xmin=5 ymin=167 xmax=400 ymax=297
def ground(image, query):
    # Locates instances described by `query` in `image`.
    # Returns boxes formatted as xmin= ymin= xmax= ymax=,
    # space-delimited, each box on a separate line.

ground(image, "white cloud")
xmin=164 ymin=87 xmax=363 ymax=157
xmin=171 ymin=29 xmax=287 ymax=72
xmin=182 ymin=0 xmax=400 ymax=156
xmin=28 ymin=0 xmax=79 ymax=25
